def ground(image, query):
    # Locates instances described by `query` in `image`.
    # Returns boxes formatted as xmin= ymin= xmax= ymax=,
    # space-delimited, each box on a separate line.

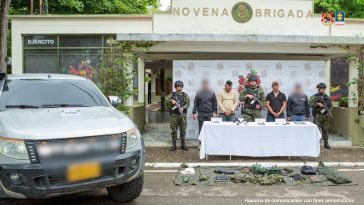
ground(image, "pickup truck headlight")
xmin=0 ymin=137 xmax=28 ymax=160
xmin=126 ymin=129 xmax=141 ymax=150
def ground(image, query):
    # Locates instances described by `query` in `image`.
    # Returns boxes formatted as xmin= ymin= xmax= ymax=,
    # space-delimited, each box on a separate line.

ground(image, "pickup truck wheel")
xmin=107 ymin=174 xmax=144 ymax=202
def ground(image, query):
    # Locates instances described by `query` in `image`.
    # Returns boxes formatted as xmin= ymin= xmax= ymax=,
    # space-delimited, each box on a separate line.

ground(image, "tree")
xmin=0 ymin=0 xmax=10 ymax=72
xmin=97 ymin=39 xmax=156 ymax=113
xmin=10 ymin=0 xmax=160 ymax=15
xmin=314 ymin=0 xmax=364 ymax=18
xmin=346 ymin=46 xmax=364 ymax=113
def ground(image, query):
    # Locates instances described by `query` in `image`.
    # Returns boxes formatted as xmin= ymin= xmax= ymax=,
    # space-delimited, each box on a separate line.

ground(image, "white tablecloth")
xmin=199 ymin=121 xmax=321 ymax=159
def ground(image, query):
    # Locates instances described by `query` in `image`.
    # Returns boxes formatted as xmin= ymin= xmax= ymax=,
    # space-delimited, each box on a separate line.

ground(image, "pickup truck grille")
xmin=25 ymin=133 xmax=127 ymax=164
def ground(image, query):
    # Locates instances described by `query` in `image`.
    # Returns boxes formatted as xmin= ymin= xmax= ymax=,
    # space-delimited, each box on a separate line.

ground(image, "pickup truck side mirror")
xmin=108 ymin=96 xmax=121 ymax=107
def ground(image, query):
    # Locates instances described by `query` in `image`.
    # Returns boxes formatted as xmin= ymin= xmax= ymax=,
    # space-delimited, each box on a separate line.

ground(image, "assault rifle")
xmin=241 ymin=88 xmax=267 ymax=118
xmin=250 ymin=93 xmax=267 ymax=111
xmin=245 ymin=87 xmax=266 ymax=111
xmin=171 ymin=93 xmax=186 ymax=122
xmin=318 ymin=95 xmax=332 ymax=118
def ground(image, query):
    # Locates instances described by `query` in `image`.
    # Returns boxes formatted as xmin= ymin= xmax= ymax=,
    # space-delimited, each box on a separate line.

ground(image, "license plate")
xmin=67 ymin=162 xmax=101 ymax=182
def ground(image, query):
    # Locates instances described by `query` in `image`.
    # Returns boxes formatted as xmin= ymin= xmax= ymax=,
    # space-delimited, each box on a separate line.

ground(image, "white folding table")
xmin=199 ymin=121 xmax=321 ymax=160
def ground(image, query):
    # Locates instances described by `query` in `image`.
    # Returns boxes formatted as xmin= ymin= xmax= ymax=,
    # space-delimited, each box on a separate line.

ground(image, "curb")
xmin=145 ymin=162 xmax=364 ymax=168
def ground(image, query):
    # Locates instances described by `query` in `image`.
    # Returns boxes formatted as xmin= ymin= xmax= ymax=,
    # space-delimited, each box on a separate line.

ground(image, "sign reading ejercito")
xmin=232 ymin=2 xmax=253 ymax=23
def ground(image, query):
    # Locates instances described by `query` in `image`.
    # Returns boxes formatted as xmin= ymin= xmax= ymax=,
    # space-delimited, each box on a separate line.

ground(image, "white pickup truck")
xmin=0 ymin=74 xmax=145 ymax=203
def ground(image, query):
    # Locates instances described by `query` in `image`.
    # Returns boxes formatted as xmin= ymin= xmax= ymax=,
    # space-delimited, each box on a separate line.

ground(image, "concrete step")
xmin=326 ymin=134 xmax=352 ymax=147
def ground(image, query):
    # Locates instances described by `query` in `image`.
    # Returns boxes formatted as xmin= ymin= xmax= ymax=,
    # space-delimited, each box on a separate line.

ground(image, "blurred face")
xmin=294 ymin=86 xmax=302 ymax=94
xmin=272 ymin=84 xmax=279 ymax=91
xmin=319 ymin=88 xmax=326 ymax=94
xmin=225 ymin=84 xmax=232 ymax=92
xmin=249 ymin=81 xmax=257 ymax=87
xmin=202 ymin=81 xmax=209 ymax=90
xmin=176 ymin=86 xmax=183 ymax=92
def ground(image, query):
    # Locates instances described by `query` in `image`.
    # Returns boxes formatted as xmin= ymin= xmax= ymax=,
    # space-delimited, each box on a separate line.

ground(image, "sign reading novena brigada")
xmin=153 ymin=0 xmax=318 ymax=35
xmin=171 ymin=0 xmax=313 ymax=23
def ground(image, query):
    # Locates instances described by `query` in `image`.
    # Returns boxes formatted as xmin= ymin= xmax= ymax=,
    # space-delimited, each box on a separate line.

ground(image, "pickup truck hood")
xmin=0 ymin=107 xmax=136 ymax=140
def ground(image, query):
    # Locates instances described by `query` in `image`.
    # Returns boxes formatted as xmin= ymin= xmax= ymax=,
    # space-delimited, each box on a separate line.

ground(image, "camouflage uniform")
xmin=165 ymin=91 xmax=190 ymax=141
xmin=309 ymin=93 xmax=332 ymax=143
xmin=239 ymin=86 xmax=265 ymax=122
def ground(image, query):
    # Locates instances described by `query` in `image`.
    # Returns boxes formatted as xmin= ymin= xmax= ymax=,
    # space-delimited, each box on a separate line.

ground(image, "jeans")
xmin=219 ymin=113 xmax=235 ymax=122
xmin=197 ymin=114 xmax=212 ymax=134
xmin=266 ymin=114 xmax=284 ymax=122
xmin=291 ymin=114 xmax=305 ymax=122
xmin=266 ymin=115 xmax=275 ymax=122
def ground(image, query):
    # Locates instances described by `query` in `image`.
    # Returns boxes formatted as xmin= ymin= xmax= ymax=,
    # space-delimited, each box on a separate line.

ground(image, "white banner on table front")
xmin=173 ymin=60 xmax=326 ymax=139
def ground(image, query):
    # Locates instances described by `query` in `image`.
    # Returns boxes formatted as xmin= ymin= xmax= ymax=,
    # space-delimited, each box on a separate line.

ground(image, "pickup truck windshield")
xmin=0 ymin=79 xmax=109 ymax=109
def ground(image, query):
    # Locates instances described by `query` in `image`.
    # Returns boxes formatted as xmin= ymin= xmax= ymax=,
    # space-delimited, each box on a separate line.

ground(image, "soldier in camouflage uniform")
xmin=165 ymin=81 xmax=190 ymax=151
xmin=310 ymin=83 xmax=332 ymax=149
xmin=239 ymin=72 xmax=266 ymax=122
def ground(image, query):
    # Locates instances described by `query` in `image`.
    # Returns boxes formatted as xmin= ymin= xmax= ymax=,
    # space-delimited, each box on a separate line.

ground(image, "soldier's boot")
xmin=170 ymin=140 xmax=177 ymax=151
xmin=181 ymin=139 xmax=188 ymax=151
xmin=324 ymin=140 xmax=331 ymax=149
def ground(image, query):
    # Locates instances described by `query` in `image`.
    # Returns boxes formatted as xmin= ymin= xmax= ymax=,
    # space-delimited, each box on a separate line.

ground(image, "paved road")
xmin=2 ymin=168 xmax=364 ymax=205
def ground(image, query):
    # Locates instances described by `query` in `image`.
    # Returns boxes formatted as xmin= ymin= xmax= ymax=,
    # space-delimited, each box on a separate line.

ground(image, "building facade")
xmin=10 ymin=0 xmax=364 ymax=144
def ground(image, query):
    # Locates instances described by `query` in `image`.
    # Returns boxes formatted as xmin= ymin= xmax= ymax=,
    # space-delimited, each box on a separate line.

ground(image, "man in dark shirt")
xmin=266 ymin=81 xmax=287 ymax=122
xmin=192 ymin=79 xmax=217 ymax=134
xmin=286 ymin=84 xmax=310 ymax=121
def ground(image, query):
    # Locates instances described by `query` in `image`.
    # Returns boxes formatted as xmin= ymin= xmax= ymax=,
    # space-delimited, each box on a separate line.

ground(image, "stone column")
xmin=124 ymin=53 xmax=134 ymax=107
xmin=138 ymin=58 xmax=145 ymax=103
xmin=348 ymin=61 xmax=359 ymax=108
xmin=325 ymin=59 xmax=331 ymax=96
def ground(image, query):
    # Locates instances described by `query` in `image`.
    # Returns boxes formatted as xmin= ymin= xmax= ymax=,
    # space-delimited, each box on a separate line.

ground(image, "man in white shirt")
xmin=217 ymin=81 xmax=239 ymax=121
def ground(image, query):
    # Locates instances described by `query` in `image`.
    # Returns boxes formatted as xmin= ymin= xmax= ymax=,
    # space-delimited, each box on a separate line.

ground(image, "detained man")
xmin=286 ymin=84 xmax=310 ymax=121
xmin=265 ymin=81 xmax=287 ymax=122
xmin=192 ymin=79 xmax=218 ymax=133
xmin=192 ymin=80 xmax=217 ymax=149
xmin=217 ymin=81 xmax=239 ymax=122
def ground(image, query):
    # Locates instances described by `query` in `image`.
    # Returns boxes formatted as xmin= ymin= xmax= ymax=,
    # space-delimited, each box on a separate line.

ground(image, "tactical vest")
xmin=244 ymin=86 xmax=261 ymax=109
xmin=170 ymin=92 xmax=188 ymax=115
xmin=312 ymin=93 xmax=330 ymax=115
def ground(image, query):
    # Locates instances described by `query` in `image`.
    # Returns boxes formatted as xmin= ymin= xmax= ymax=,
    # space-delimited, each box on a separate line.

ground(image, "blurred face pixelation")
xmin=294 ymin=85 xmax=302 ymax=94
xmin=202 ymin=80 xmax=209 ymax=89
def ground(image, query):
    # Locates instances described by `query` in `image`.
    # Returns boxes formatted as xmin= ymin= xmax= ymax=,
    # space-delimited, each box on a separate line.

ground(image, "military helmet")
xmin=174 ymin=80 xmax=184 ymax=88
xmin=248 ymin=75 xmax=257 ymax=82
xmin=316 ymin=83 xmax=327 ymax=89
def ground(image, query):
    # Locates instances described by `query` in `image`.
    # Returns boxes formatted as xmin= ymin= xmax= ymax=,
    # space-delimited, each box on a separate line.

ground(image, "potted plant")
xmin=332 ymin=100 xmax=340 ymax=108
xmin=330 ymin=86 xmax=342 ymax=107
xmin=338 ymin=96 xmax=349 ymax=108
